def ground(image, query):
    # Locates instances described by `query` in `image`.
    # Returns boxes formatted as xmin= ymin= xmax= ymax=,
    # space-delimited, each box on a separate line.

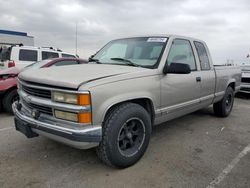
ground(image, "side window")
xmin=19 ymin=49 xmax=38 ymax=61
xmin=62 ymin=53 xmax=76 ymax=58
xmin=42 ymin=51 xmax=59 ymax=60
xmin=167 ymin=39 xmax=196 ymax=71
xmin=52 ymin=60 xmax=78 ymax=66
xmin=194 ymin=41 xmax=210 ymax=70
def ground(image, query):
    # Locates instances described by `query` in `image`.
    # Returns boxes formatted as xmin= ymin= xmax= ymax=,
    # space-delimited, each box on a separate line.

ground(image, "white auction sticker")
xmin=147 ymin=37 xmax=167 ymax=42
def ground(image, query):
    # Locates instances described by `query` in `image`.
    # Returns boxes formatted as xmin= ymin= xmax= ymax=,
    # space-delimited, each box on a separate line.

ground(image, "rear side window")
xmin=42 ymin=51 xmax=59 ymax=60
xmin=19 ymin=49 xmax=38 ymax=61
xmin=62 ymin=53 xmax=75 ymax=58
xmin=52 ymin=60 xmax=78 ymax=66
xmin=194 ymin=41 xmax=210 ymax=70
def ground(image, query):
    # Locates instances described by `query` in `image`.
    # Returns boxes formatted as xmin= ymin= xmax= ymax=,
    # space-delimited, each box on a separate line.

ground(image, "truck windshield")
xmin=0 ymin=47 xmax=11 ymax=62
xmin=92 ymin=37 xmax=167 ymax=68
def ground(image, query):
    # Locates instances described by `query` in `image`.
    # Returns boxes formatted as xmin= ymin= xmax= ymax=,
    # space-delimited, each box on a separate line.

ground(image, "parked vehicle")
xmin=240 ymin=64 xmax=250 ymax=93
xmin=0 ymin=44 xmax=76 ymax=69
xmin=0 ymin=67 xmax=19 ymax=113
xmin=1 ymin=58 xmax=87 ymax=114
xmin=13 ymin=35 xmax=241 ymax=168
xmin=24 ymin=57 xmax=87 ymax=70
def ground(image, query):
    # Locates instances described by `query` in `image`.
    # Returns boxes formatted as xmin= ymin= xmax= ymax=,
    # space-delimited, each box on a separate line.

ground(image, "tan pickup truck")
xmin=13 ymin=35 xmax=241 ymax=168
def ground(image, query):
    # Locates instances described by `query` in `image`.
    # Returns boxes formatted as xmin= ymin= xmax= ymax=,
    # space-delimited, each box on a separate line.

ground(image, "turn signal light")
xmin=78 ymin=94 xmax=91 ymax=105
xmin=78 ymin=112 xmax=92 ymax=124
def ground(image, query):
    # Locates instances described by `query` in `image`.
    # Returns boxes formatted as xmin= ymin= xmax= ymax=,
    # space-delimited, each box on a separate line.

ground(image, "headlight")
xmin=53 ymin=91 xmax=92 ymax=123
xmin=52 ymin=91 xmax=90 ymax=105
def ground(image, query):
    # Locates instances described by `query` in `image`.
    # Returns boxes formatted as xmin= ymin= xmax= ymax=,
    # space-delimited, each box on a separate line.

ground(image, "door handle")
xmin=196 ymin=77 xmax=201 ymax=82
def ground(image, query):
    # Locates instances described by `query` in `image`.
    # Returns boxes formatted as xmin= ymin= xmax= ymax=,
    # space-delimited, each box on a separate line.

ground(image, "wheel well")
xmin=228 ymin=82 xmax=235 ymax=91
xmin=104 ymin=98 xmax=155 ymax=124
xmin=3 ymin=86 xmax=17 ymax=96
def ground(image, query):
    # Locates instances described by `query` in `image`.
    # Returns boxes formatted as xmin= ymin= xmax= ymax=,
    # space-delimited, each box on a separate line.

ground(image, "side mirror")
xmin=163 ymin=63 xmax=191 ymax=74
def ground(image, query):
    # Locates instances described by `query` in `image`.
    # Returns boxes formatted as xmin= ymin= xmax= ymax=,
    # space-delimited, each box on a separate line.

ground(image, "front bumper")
xmin=240 ymin=83 xmax=250 ymax=94
xmin=13 ymin=102 xmax=102 ymax=149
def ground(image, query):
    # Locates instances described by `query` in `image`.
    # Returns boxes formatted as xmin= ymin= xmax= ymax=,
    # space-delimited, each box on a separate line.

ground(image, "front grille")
xmin=22 ymin=85 xmax=51 ymax=99
xmin=22 ymin=100 xmax=53 ymax=115
xmin=242 ymin=77 xmax=250 ymax=83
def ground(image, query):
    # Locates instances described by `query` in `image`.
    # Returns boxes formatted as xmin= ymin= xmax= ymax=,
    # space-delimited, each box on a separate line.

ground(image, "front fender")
xmin=88 ymin=76 xmax=161 ymax=125
xmin=0 ymin=77 xmax=18 ymax=92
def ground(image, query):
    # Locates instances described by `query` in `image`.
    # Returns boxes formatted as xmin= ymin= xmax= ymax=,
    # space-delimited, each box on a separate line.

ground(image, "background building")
xmin=0 ymin=29 xmax=34 ymax=46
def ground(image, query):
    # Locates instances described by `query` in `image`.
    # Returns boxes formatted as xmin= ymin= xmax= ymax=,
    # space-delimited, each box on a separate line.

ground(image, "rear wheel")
xmin=96 ymin=103 xmax=152 ymax=168
xmin=3 ymin=89 xmax=18 ymax=114
xmin=213 ymin=86 xmax=234 ymax=117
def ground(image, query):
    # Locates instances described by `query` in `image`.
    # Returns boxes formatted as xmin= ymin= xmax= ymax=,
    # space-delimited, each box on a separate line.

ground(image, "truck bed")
xmin=214 ymin=65 xmax=241 ymax=98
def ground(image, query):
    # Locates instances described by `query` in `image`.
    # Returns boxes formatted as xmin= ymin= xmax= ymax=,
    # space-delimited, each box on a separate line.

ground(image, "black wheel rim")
xmin=225 ymin=93 xmax=233 ymax=111
xmin=117 ymin=118 xmax=145 ymax=157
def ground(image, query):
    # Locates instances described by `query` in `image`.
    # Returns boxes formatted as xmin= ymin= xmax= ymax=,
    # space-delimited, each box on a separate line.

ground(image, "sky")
xmin=1 ymin=0 xmax=250 ymax=64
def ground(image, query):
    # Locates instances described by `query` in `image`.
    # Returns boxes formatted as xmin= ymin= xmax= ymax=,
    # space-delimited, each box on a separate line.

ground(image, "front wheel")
xmin=96 ymin=103 xmax=152 ymax=168
xmin=3 ymin=89 xmax=19 ymax=114
xmin=213 ymin=86 xmax=234 ymax=117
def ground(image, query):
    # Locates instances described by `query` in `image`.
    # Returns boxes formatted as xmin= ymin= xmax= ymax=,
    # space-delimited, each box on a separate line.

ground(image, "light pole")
xmin=75 ymin=22 xmax=78 ymax=56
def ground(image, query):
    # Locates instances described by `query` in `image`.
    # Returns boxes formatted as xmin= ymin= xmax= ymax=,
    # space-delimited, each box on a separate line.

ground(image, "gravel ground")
xmin=0 ymin=96 xmax=250 ymax=188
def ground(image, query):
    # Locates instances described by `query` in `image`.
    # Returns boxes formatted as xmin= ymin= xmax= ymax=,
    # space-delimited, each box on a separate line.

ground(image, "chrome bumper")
xmin=13 ymin=102 xmax=102 ymax=149
xmin=240 ymin=83 xmax=250 ymax=94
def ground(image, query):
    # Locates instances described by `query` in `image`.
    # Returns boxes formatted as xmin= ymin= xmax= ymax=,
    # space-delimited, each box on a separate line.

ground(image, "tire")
xmin=213 ymin=86 xmax=234 ymax=117
xmin=96 ymin=102 xmax=152 ymax=168
xmin=3 ymin=89 xmax=18 ymax=114
xmin=0 ymin=99 xmax=3 ymax=113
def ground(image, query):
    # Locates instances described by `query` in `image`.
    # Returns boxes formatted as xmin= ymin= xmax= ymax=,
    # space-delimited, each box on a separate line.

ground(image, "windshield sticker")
xmin=147 ymin=38 xmax=167 ymax=42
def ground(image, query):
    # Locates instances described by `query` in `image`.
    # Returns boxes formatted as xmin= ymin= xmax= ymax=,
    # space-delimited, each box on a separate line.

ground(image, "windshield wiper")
xmin=88 ymin=57 xmax=102 ymax=64
xmin=110 ymin=57 xmax=141 ymax=67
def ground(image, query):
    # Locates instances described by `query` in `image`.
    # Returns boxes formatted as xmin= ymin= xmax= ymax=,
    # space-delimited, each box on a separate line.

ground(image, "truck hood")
xmin=19 ymin=64 xmax=146 ymax=89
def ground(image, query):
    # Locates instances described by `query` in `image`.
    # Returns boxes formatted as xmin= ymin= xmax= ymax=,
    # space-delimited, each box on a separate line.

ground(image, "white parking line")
xmin=207 ymin=143 xmax=250 ymax=188
xmin=0 ymin=127 xmax=13 ymax=132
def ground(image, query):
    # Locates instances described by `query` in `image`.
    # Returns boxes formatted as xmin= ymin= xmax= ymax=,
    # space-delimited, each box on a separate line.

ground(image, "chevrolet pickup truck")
xmin=13 ymin=35 xmax=241 ymax=168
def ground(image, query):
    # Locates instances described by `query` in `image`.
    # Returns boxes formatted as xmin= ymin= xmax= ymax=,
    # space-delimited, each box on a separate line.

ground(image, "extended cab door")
xmin=160 ymin=38 xmax=201 ymax=117
xmin=193 ymin=41 xmax=216 ymax=105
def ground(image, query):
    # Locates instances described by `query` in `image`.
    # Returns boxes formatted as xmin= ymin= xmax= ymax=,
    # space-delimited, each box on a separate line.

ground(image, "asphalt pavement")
xmin=0 ymin=96 xmax=250 ymax=188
